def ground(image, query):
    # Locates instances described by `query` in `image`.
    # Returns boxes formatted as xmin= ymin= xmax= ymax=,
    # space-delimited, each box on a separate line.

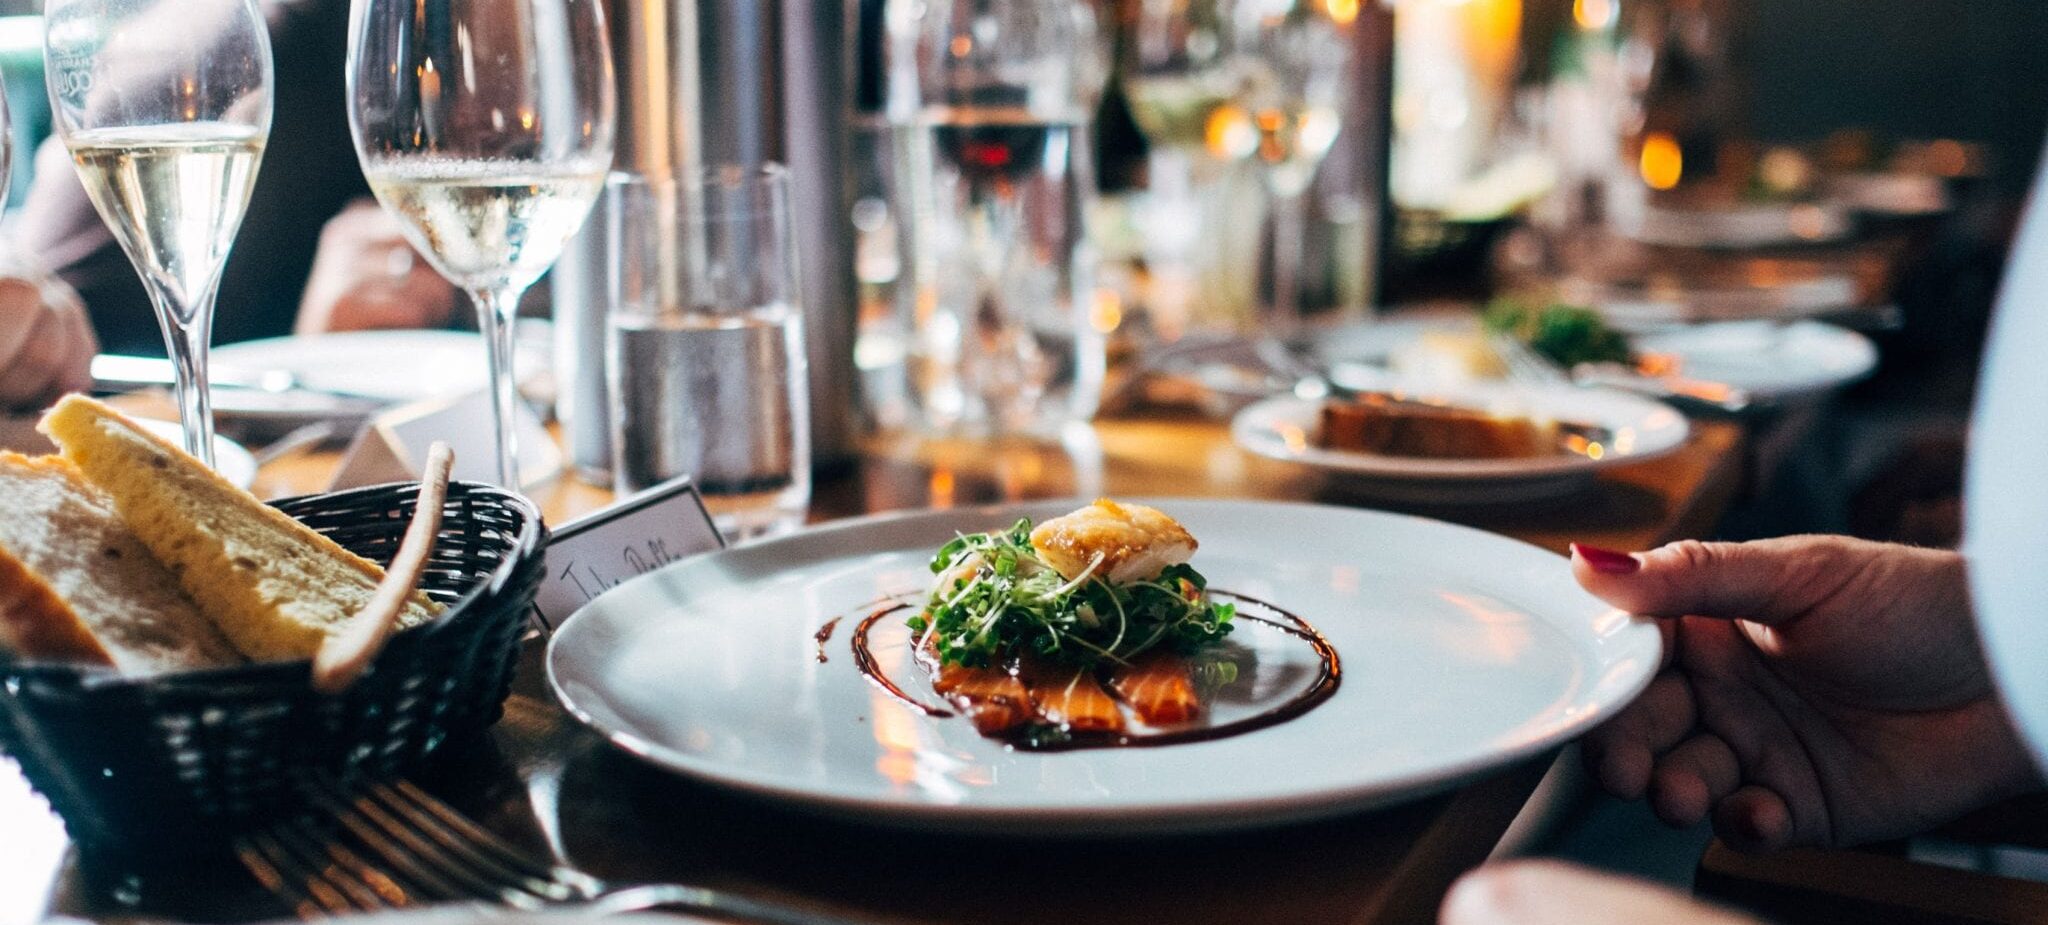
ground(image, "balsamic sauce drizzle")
xmin=812 ymin=617 xmax=843 ymax=663
xmin=846 ymin=590 xmax=1341 ymax=750
xmin=851 ymin=602 xmax=954 ymax=718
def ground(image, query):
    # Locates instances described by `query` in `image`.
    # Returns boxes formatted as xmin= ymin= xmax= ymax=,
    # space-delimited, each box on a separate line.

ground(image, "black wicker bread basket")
xmin=0 ymin=480 xmax=546 ymax=855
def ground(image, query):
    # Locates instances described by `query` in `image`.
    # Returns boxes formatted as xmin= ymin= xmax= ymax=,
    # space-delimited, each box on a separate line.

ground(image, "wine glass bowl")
xmin=347 ymin=0 xmax=616 ymax=487
xmin=1228 ymin=0 xmax=1348 ymax=196
xmin=1226 ymin=0 xmax=1349 ymax=331
xmin=43 ymin=0 xmax=273 ymax=467
xmin=1124 ymin=0 xmax=1245 ymax=159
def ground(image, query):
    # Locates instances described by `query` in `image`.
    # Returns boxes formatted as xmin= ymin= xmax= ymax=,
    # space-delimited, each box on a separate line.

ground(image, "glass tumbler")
xmin=605 ymin=166 xmax=811 ymax=543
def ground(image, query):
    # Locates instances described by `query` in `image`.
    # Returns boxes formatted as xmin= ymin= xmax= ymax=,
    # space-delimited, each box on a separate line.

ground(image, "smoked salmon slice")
xmin=932 ymin=663 xmax=1035 ymax=734
xmin=1108 ymin=652 xmax=1202 ymax=726
xmin=1019 ymin=659 xmax=1126 ymax=733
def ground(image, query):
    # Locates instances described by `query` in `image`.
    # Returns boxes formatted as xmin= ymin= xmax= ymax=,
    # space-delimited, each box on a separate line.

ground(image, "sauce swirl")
xmin=848 ymin=590 xmax=1339 ymax=750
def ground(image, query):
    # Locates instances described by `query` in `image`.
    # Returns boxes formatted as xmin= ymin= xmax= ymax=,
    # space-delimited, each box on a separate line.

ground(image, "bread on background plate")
xmin=0 ymin=452 xmax=241 ymax=672
xmin=39 ymin=395 xmax=441 ymax=663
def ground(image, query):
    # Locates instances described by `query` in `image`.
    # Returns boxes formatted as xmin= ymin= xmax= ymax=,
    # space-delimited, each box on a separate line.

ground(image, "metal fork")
xmin=235 ymin=776 xmax=875 ymax=925
xmin=1488 ymin=332 xmax=1755 ymax=416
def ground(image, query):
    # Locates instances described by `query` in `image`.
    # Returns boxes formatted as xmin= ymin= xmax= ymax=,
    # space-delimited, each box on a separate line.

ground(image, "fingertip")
xmin=1649 ymin=768 xmax=1710 ymax=828
xmin=1594 ymin=741 xmax=1653 ymax=800
xmin=1716 ymin=788 xmax=1794 ymax=852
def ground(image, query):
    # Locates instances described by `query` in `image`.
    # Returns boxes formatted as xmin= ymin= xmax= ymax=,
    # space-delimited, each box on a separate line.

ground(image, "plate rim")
xmin=544 ymin=497 xmax=1662 ymax=834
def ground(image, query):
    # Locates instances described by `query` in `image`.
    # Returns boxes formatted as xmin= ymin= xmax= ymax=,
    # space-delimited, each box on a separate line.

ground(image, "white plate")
xmin=1633 ymin=321 xmax=1877 ymax=401
xmin=210 ymin=326 xmax=551 ymax=421
xmin=546 ymin=499 xmax=1661 ymax=835
xmin=0 ymin=416 xmax=257 ymax=488
xmin=1316 ymin=315 xmax=1877 ymax=403
xmin=1231 ymin=378 xmax=1690 ymax=504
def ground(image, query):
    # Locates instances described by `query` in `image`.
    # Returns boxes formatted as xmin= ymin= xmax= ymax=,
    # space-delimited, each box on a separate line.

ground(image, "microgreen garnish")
xmin=910 ymin=518 xmax=1236 ymax=669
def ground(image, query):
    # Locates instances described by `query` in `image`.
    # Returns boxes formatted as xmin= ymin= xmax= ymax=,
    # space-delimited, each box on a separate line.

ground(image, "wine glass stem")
xmin=162 ymin=295 xmax=217 ymax=469
xmin=1270 ymin=189 xmax=1308 ymax=338
xmin=471 ymin=285 xmax=527 ymax=489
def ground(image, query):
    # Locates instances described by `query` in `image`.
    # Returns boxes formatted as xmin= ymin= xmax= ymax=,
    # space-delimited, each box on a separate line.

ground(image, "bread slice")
xmin=40 ymin=396 xmax=440 ymax=662
xmin=0 ymin=452 xmax=241 ymax=672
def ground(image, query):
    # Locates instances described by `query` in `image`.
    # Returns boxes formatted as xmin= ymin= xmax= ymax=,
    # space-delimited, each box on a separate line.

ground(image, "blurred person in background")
xmin=0 ymin=248 xmax=93 ymax=412
xmin=11 ymin=0 xmax=452 ymax=365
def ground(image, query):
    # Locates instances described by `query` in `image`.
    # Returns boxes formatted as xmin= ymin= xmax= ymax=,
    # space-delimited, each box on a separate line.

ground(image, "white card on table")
xmin=330 ymin=388 xmax=561 ymax=491
xmin=531 ymin=474 xmax=726 ymax=630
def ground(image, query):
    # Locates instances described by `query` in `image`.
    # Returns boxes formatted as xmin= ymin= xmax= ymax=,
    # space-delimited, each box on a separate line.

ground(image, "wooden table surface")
xmin=0 ymin=410 xmax=1745 ymax=925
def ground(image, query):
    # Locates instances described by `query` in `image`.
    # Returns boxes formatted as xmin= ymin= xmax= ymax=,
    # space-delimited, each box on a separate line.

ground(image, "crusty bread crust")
xmin=41 ymin=396 xmax=439 ymax=662
xmin=0 ymin=539 xmax=115 ymax=666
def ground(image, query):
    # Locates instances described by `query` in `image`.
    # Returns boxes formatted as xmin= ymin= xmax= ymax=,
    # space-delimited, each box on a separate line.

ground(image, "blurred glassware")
xmin=1122 ymin=0 xmax=1261 ymax=337
xmin=348 ymin=0 xmax=616 ymax=488
xmin=0 ymin=16 xmax=39 ymax=210
xmin=43 ymin=0 xmax=272 ymax=468
xmin=0 ymin=64 xmax=12 ymax=212
xmin=1228 ymin=0 xmax=1350 ymax=333
xmin=885 ymin=0 xmax=1109 ymax=437
xmin=606 ymin=167 xmax=811 ymax=544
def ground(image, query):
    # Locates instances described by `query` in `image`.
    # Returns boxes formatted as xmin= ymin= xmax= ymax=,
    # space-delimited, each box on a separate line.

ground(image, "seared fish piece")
xmin=1028 ymin=499 xmax=1197 ymax=584
xmin=933 ymin=663 xmax=1036 ymax=735
xmin=1109 ymin=651 xmax=1203 ymax=726
xmin=1018 ymin=658 xmax=1126 ymax=733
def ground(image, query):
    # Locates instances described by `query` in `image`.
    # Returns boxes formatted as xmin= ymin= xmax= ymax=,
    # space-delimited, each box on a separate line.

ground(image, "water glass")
xmin=605 ymin=167 xmax=811 ymax=543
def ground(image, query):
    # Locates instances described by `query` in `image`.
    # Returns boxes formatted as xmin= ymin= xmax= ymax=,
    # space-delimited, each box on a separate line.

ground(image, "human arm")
xmin=0 ymin=249 xmax=96 ymax=412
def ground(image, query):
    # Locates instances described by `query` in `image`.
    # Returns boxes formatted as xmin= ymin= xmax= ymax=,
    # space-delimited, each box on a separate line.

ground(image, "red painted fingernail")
xmin=1572 ymin=543 xmax=1641 ymax=575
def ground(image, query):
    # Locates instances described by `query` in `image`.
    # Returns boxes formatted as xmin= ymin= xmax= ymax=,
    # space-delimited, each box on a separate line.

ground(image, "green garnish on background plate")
xmin=1483 ymin=297 xmax=1634 ymax=369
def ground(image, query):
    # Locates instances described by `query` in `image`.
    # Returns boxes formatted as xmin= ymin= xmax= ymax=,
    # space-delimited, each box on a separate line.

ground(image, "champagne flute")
xmin=347 ymin=0 xmax=616 ymax=488
xmin=1229 ymin=0 xmax=1348 ymax=333
xmin=43 ymin=0 xmax=272 ymax=467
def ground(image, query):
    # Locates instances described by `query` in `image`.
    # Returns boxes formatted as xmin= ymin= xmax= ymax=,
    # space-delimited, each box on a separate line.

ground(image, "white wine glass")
xmin=43 ymin=0 xmax=273 ymax=467
xmin=347 ymin=0 xmax=616 ymax=488
xmin=1230 ymin=0 xmax=1348 ymax=333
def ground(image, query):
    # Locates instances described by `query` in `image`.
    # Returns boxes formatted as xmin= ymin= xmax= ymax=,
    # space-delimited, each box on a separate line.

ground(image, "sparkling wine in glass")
xmin=1228 ymin=0 xmax=1349 ymax=331
xmin=348 ymin=0 xmax=616 ymax=488
xmin=43 ymin=0 xmax=272 ymax=467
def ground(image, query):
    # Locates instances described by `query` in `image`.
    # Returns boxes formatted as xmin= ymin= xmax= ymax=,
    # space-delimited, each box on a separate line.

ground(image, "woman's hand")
xmin=1573 ymin=535 xmax=2043 ymax=852
xmin=1443 ymin=861 xmax=1760 ymax=925
xmin=0 ymin=268 xmax=95 ymax=412
xmin=295 ymin=198 xmax=455 ymax=335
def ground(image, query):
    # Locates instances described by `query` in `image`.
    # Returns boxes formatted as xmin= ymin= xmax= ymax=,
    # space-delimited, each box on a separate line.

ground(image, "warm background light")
xmin=1639 ymin=132 xmax=1683 ymax=190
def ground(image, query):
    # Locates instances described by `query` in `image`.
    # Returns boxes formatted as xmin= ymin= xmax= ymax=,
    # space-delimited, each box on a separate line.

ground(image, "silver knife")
xmin=90 ymin=354 xmax=391 ymax=407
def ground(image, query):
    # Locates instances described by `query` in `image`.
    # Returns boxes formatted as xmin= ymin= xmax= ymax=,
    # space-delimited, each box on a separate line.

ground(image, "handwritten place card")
xmin=531 ymin=474 xmax=726 ymax=630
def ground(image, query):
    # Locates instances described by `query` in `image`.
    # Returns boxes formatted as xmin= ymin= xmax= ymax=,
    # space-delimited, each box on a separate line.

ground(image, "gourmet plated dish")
xmin=860 ymin=499 xmax=1339 ymax=750
xmin=0 ymin=395 xmax=440 ymax=672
